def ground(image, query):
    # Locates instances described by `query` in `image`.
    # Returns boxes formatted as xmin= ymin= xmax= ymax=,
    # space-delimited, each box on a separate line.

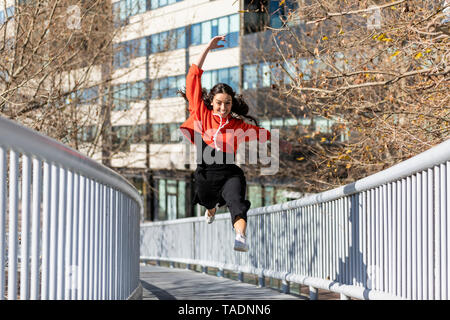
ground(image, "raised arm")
xmin=186 ymin=35 xmax=226 ymax=113
xmin=194 ymin=35 xmax=226 ymax=69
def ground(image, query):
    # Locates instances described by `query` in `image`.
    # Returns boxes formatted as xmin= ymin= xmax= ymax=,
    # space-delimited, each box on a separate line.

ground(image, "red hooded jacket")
xmin=179 ymin=64 xmax=271 ymax=154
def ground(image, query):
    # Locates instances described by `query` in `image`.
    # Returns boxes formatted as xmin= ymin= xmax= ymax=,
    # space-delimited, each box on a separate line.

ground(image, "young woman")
xmin=179 ymin=35 xmax=292 ymax=252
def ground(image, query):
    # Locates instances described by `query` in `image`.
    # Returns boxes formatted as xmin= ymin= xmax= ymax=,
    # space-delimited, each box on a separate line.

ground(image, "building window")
xmin=110 ymin=80 xmax=148 ymax=111
xmin=158 ymin=179 xmax=166 ymax=220
xmin=114 ymin=0 xmax=183 ymax=26
xmin=111 ymin=124 xmax=148 ymax=152
xmin=248 ymin=185 xmax=262 ymax=208
xmin=113 ymin=37 xmax=148 ymax=69
xmin=0 ymin=6 xmax=14 ymax=25
xmin=151 ymin=123 xmax=183 ymax=144
xmin=190 ymin=14 xmax=239 ymax=49
xmin=156 ymin=178 xmax=187 ymax=220
xmin=247 ymin=184 xmax=290 ymax=208
xmin=203 ymin=67 xmax=239 ymax=92
xmin=150 ymin=0 xmax=183 ymax=10
xmin=243 ymin=64 xmax=258 ymax=90
xmin=151 ymin=75 xmax=184 ymax=99
xmin=68 ymin=86 xmax=99 ymax=105
xmin=77 ymin=125 xmax=97 ymax=143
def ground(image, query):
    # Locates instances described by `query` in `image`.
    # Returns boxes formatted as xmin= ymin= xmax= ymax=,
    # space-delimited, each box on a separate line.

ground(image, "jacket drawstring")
xmin=212 ymin=114 xmax=229 ymax=151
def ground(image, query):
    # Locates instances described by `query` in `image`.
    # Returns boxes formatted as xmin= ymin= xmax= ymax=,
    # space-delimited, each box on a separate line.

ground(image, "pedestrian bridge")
xmin=1 ymin=115 xmax=449 ymax=300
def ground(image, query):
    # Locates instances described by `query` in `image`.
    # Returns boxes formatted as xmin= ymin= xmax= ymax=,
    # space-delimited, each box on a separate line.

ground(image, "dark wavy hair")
xmin=178 ymin=83 xmax=258 ymax=126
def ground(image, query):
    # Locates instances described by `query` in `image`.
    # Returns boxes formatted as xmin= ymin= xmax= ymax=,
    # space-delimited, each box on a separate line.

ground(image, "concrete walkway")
xmin=140 ymin=265 xmax=305 ymax=300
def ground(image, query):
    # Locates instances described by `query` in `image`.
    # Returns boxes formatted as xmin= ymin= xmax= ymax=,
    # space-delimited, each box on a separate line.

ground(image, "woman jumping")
xmin=179 ymin=35 xmax=292 ymax=252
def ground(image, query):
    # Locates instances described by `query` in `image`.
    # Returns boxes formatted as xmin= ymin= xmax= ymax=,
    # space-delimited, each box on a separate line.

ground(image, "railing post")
xmin=258 ymin=275 xmax=265 ymax=287
xmin=340 ymin=293 xmax=350 ymax=300
xmin=30 ymin=158 xmax=42 ymax=300
xmin=309 ymin=286 xmax=318 ymax=300
xmin=0 ymin=147 xmax=6 ymax=301
xmin=282 ymin=280 xmax=290 ymax=294
xmin=8 ymin=150 xmax=19 ymax=300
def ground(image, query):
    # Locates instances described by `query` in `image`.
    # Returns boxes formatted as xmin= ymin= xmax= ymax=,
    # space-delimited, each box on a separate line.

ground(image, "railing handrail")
xmin=140 ymin=138 xmax=450 ymax=300
xmin=141 ymin=139 xmax=450 ymax=226
xmin=0 ymin=116 xmax=143 ymax=218
xmin=251 ymin=138 xmax=450 ymax=215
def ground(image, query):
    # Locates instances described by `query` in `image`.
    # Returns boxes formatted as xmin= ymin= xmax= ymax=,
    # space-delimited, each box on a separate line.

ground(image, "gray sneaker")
xmin=205 ymin=204 xmax=219 ymax=224
xmin=233 ymin=233 xmax=249 ymax=252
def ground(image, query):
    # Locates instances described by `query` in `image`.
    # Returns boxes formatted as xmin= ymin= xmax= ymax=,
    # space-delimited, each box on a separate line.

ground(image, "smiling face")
xmin=212 ymin=93 xmax=232 ymax=118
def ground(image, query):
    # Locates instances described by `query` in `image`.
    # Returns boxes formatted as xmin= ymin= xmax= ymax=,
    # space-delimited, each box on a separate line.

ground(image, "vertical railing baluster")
xmin=401 ymin=178 xmax=407 ymax=298
xmin=93 ymin=181 xmax=99 ymax=300
xmin=375 ymin=187 xmax=380 ymax=291
xmin=434 ymin=166 xmax=441 ymax=299
xmin=77 ymin=175 xmax=86 ymax=300
xmin=30 ymin=158 xmax=42 ymax=300
xmin=88 ymin=179 xmax=95 ymax=300
xmin=440 ymin=163 xmax=447 ymax=300
xmin=105 ymin=186 xmax=111 ymax=300
xmin=383 ymin=184 xmax=389 ymax=293
xmin=427 ymin=168 xmax=434 ymax=299
xmin=56 ymin=167 xmax=67 ymax=300
xmin=111 ymin=189 xmax=116 ymax=300
xmin=0 ymin=147 xmax=6 ymax=301
xmin=49 ymin=163 xmax=59 ymax=300
xmin=388 ymin=182 xmax=394 ymax=296
xmin=417 ymin=172 xmax=423 ymax=300
xmin=65 ymin=170 xmax=74 ymax=300
xmin=362 ymin=191 xmax=367 ymax=289
xmin=20 ymin=155 xmax=31 ymax=300
xmin=446 ymin=162 xmax=450 ymax=300
xmin=83 ymin=177 xmax=90 ymax=300
xmin=101 ymin=185 xmax=106 ymax=300
xmin=72 ymin=173 xmax=80 ymax=300
xmin=118 ymin=192 xmax=123 ymax=299
xmin=41 ymin=161 xmax=51 ymax=299
xmin=422 ymin=170 xmax=428 ymax=300
xmin=412 ymin=174 xmax=418 ymax=300
xmin=8 ymin=150 xmax=19 ymax=300
xmin=396 ymin=179 xmax=402 ymax=297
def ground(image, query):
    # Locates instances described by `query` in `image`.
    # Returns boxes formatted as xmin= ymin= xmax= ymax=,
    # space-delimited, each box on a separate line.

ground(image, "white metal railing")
xmin=0 ymin=116 xmax=143 ymax=300
xmin=140 ymin=138 xmax=450 ymax=300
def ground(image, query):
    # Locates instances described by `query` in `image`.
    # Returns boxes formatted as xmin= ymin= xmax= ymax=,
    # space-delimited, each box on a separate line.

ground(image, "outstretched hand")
xmin=208 ymin=35 xmax=226 ymax=50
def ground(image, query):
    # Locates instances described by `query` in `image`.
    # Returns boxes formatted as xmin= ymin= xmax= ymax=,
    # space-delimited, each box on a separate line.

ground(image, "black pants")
xmin=193 ymin=164 xmax=251 ymax=226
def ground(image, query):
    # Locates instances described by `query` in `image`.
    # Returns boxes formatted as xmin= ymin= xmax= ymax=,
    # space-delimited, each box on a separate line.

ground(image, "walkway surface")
xmin=140 ymin=265 xmax=305 ymax=300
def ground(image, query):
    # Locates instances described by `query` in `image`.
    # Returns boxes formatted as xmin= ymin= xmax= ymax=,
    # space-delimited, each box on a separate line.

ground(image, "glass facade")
xmin=247 ymin=184 xmax=289 ymax=208
xmin=77 ymin=125 xmax=97 ymax=143
xmin=68 ymin=86 xmax=99 ymax=105
xmin=110 ymin=122 xmax=182 ymax=152
xmin=0 ymin=6 xmax=14 ymax=25
xmin=151 ymin=75 xmax=185 ymax=99
xmin=202 ymin=67 xmax=239 ymax=92
xmin=260 ymin=117 xmax=339 ymax=136
xmin=157 ymin=178 xmax=187 ymax=220
xmin=190 ymin=14 xmax=239 ymax=49
xmin=113 ymin=0 xmax=184 ymax=26
xmin=113 ymin=28 xmax=186 ymax=69
xmin=151 ymin=123 xmax=183 ymax=143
